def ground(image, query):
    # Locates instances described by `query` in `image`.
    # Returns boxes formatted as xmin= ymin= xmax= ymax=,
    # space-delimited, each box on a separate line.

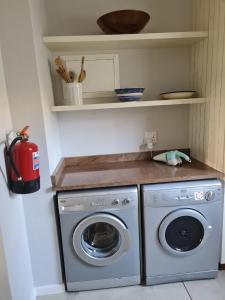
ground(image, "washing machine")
xmin=57 ymin=186 xmax=140 ymax=291
xmin=142 ymin=180 xmax=223 ymax=285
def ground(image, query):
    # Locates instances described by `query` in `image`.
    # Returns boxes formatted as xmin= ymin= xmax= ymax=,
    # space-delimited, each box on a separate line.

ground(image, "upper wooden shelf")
xmin=43 ymin=31 xmax=208 ymax=51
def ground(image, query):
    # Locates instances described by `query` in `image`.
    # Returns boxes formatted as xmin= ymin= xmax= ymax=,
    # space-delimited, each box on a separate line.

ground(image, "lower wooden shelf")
xmin=51 ymin=98 xmax=206 ymax=112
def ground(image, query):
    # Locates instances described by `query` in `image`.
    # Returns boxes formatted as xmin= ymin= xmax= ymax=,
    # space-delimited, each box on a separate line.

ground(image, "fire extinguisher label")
xmin=33 ymin=151 xmax=39 ymax=170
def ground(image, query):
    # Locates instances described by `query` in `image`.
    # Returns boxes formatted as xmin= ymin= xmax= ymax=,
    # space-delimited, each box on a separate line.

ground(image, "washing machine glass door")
xmin=73 ymin=213 xmax=129 ymax=266
xmin=159 ymin=209 xmax=212 ymax=256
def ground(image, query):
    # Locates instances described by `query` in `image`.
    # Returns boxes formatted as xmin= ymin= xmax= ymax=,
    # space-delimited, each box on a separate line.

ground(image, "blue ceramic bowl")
xmin=115 ymin=88 xmax=145 ymax=102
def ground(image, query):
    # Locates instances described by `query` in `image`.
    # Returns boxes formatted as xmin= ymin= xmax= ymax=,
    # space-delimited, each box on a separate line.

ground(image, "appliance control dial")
xmin=112 ymin=199 xmax=120 ymax=206
xmin=122 ymin=198 xmax=130 ymax=205
xmin=205 ymin=191 xmax=215 ymax=201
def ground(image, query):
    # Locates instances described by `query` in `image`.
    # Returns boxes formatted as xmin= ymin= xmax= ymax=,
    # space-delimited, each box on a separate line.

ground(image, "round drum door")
xmin=159 ymin=209 xmax=213 ymax=256
xmin=73 ymin=213 xmax=129 ymax=266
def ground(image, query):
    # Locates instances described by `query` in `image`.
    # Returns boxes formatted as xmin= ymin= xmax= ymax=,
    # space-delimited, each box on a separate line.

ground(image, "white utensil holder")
xmin=62 ymin=82 xmax=83 ymax=105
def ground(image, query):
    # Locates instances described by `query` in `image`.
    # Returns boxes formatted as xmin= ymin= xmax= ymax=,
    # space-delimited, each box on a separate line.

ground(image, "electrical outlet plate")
xmin=144 ymin=131 xmax=157 ymax=144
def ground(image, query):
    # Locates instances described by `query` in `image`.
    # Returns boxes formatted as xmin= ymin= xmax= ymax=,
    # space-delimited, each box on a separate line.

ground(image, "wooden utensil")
xmin=55 ymin=56 xmax=66 ymax=71
xmin=56 ymin=69 xmax=70 ymax=83
xmin=69 ymin=71 xmax=75 ymax=83
xmin=55 ymin=56 xmax=71 ymax=83
xmin=78 ymin=56 xmax=86 ymax=83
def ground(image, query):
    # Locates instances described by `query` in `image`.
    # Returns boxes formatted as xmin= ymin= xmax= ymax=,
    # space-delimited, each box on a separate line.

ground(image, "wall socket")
xmin=144 ymin=131 xmax=157 ymax=144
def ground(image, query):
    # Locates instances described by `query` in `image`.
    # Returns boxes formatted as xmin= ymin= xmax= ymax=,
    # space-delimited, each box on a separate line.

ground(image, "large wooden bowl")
xmin=97 ymin=10 xmax=150 ymax=34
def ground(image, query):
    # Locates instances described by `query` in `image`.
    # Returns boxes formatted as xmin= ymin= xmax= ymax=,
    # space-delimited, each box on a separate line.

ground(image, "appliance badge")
xmin=194 ymin=191 xmax=204 ymax=201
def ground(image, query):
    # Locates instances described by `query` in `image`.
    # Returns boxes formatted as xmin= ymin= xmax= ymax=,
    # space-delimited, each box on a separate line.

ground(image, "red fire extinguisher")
xmin=5 ymin=126 xmax=40 ymax=194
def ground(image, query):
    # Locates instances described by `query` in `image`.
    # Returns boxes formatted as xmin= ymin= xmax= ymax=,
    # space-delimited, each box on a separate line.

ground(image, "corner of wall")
xmin=28 ymin=0 xmax=62 ymax=174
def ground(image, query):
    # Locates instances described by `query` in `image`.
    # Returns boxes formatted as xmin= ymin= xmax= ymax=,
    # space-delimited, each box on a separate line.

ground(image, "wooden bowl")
xmin=97 ymin=10 xmax=150 ymax=34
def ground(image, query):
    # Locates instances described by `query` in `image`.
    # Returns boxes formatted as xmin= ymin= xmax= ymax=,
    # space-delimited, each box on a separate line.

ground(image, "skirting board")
xmin=35 ymin=284 xmax=65 ymax=296
xmin=31 ymin=290 xmax=37 ymax=300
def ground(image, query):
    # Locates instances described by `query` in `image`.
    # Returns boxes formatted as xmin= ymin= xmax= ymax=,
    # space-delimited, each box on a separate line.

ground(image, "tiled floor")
xmin=38 ymin=271 xmax=225 ymax=300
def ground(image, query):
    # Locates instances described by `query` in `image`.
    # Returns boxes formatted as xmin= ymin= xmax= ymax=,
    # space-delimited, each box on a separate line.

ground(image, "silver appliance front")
xmin=58 ymin=186 xmax=140 ymax=291
xmin=142 ymin=180 xmax=223 ymax=286
xmin=73 ymin=213 xmax=129 ymax=267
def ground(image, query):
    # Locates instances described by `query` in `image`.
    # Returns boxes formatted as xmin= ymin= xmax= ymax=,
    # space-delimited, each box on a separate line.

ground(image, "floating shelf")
xmin=44 ymin=31 xmax=208 ymax=51
xmin=51 ymin=98 xmax=206 ymax=112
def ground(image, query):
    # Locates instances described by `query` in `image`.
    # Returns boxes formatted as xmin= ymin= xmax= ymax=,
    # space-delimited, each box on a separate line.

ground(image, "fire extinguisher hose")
xmin=7 ymin=136 xmax=24 ymax=182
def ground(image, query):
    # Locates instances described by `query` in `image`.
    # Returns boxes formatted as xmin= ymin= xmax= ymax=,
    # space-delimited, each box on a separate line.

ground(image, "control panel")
xmin=92 ymin=196 xmax=132 ymax=208
xmin=143 ymin=180 xmax=222 ymax=208
xmin=174 ymin=190 xmax=215 ymax=202
xmin=148 ymin=189 xmax=220 ymax=207
xmin=58 ymin=187 xmax=137 ymax=213
xmin=59 ymin=196 xmax=134 ymax=213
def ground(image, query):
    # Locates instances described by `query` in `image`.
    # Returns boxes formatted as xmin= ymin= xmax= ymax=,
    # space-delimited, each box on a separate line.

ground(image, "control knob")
xmin=205 ymin=191 xmax=215 ymax=201
xmin=112 ymin=199 xmax=120 ymax=206
xmin=122 ymin=198 xmax=130 ymax=205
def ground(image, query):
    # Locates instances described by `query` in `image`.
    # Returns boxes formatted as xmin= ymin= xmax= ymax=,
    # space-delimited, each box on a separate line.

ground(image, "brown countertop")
xmin=51 ymin=151 xmax=223 ymax=191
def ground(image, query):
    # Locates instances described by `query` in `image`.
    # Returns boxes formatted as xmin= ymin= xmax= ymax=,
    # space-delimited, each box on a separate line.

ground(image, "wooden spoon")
xmin=78 ymin=56 xmax=86 ymax=83
xmin=55 ymin=56 xmax=71 ymax=83
xmin=56 ymin=69 xmax=70 ymax=83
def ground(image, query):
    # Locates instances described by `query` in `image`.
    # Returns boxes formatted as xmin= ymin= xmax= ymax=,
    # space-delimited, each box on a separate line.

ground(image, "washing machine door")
xmin=159 ymin=209 xmax=213 ymax=256
xmin=73 ymin=213 xmax=129 ymax=266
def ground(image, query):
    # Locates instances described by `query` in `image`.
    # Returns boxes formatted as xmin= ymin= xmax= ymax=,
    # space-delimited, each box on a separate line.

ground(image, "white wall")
xmin=29 ymin=0 xmax=61 ymax=174
xmin=46 ymin=0 xmax=193 ymax=157
xmin=59 ymin=106 xmax=189 ymax=156
xmin=0 ymin=229 xmax=11 ymax=300
xmin=45 ymin=0 xmax=192 ymax=36
xmin=0 ymin=0 xmax=62 ymax=290
xmin=0 ymin=48 xmax=34 ymax=300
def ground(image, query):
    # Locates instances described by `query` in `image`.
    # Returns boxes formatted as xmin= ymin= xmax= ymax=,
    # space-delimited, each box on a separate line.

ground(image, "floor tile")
xmin=38 ymin=283 xmax=190 ymax=300
xmin=37 ymin=293 xmax=69 ymax=300
xmin=184 ymin=271 xmax=225 ymax=300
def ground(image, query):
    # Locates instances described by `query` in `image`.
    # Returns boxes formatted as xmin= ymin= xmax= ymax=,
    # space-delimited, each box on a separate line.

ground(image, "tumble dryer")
xmin=142 ymin=180 xmax=223 ymax=285
xmin=57 ymin=186 xmax=140 ymax=291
